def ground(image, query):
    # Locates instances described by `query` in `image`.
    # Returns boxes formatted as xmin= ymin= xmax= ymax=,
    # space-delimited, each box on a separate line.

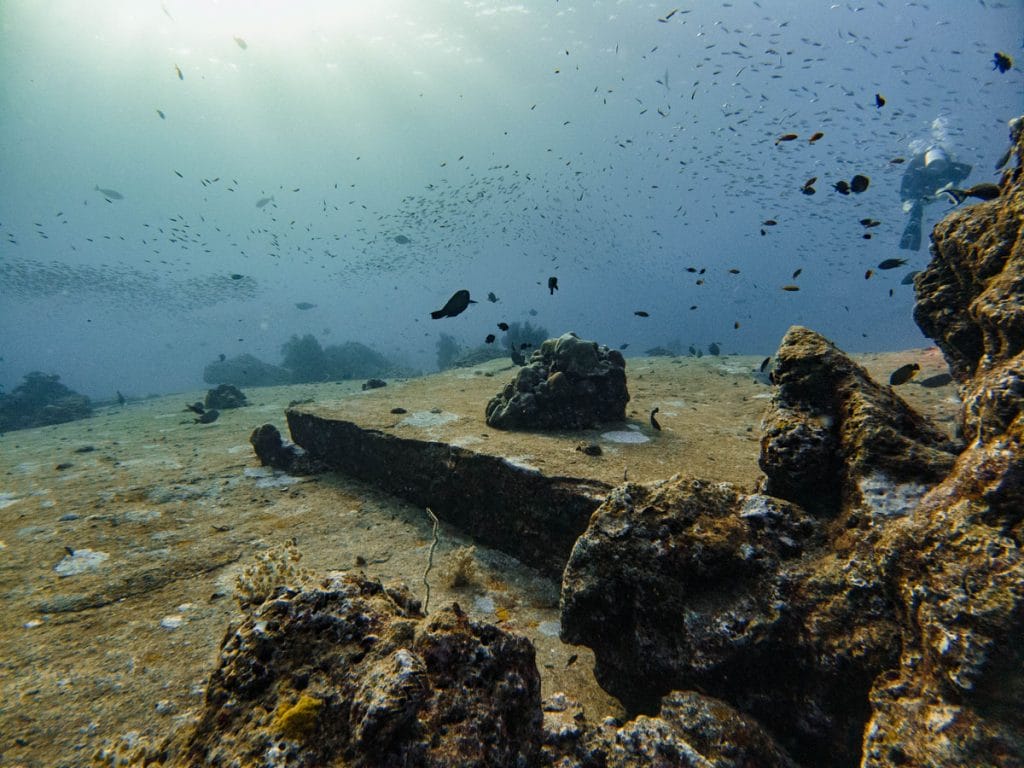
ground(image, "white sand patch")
xmin=54 ymin=548 xmax=109 ymax=577
xmin=399 ymin=411 xmax=459 ymax=428
xmin=600 ymin=430 xmax=650 ymax=444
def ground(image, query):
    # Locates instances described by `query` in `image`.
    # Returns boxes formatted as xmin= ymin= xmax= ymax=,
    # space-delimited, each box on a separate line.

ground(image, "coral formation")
xmin=485 ymin=332 xmax=629 ymax=430
xmin=204 ymin=383 xmax=247 ymax=409
xmin=440 ymin=545 xmax=478 ymax=588
xmin=233 ymin=538 xmax=315 ymax=607
xmin=0 ymin=371 xmax=92 ymax=432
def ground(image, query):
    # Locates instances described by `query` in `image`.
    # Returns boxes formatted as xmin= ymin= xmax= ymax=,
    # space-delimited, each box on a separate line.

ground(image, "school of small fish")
xmin=0 ymin=0 xmax=1017 ymax=378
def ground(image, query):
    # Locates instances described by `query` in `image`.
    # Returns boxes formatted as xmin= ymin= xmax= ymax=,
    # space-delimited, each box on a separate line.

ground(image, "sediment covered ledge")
xmin=285 ymin=406 xmax=611 ymax=578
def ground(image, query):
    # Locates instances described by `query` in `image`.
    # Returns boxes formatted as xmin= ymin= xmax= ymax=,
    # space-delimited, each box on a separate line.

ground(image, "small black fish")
xmin=859 ymin=218 xmax=881 ymax=227
xmin=255 ymin=195 xmax=274 ymax=208
xmin=889 ymin=157 xmax=905 ymax=164
xmin=487 ymin=292 xmax=499 ymax=303
xmin=295 ymin=301 xmax=316 ymax=310
xmin=792 ymin=268 xmax=802 ymax=279
xmin=808 ymin=131 xmax=824 ymax=143
xmin=850 ymin=175 xmax=870 ymax=193
xmin=874 ymin=93 xmax=885 ymax=108
xmin=865 ymin=269 xmax=874 ymax=280
xmin=993 ymin=51 xmax=1013 ymax=73
xmin=942 ymin=183 xmax=1000 ymax=205
xmin=431 ymin=290 xmax=476 ymax=319
xmin=650 ymin=407 xmax=661 ymax=431
xmin=520 ymin=342 xmax=532 ymax=350
xmin=497 ymin=322 xmax=509 ymax=331
xmin=775 ymin=133 xmax=798 ymax=145
xmin=801 ymin=176 xmax=817 ymax=195
xmin=708 ymin=342 xmax=720 ymax=356
xmin=185 ymin=402 xmax=205 ymax=415
xmin=762 ymin=219 xmax=777 ymax=226
xmin=394 ymin=234 xmax=411 ymax=244
xmin=760 ymin=356 xmax=771 ymax=372
xmin=485 ymin=334 xmax=496 ymax=344
xmin=619 ymin=343 xmax=629 ymax=350
xmin=889 ymin=363 xmax=920 ymax=386
xmin=634 ymin=310 xmax=650 ymax=317
xmin=528 ymin=309 xmax=538 ymax=316
xmin=219 ymin=353 xmax=226 ymax=361
xmin=156 ymin=109 xmax=166 ymax=119
xmin=900 ymin=270 xmax=920 ymax=285
xmin=230 ymin=273 xmax=244 ymax=280
xmin=834 ymin=180 xmax=851 ymax=195
xmin=918 ymin=372 xmax=953 ymax=388
xmin=548 ymin=276 xmax=559 ymax=295
xmin=877 ymin=258 xmax=907 ymax=270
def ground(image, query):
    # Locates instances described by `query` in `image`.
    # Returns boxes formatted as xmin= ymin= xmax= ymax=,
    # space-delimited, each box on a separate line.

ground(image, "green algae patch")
xmin=273 ymin=694 xmax=323 ymax=740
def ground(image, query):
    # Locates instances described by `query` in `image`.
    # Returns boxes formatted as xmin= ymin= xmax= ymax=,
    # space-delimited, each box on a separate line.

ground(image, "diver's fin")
xmin=941 ymin=188 xmax=967 ymax=205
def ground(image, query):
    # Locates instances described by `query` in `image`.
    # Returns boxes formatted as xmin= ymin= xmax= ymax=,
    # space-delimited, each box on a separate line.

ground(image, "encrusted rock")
xmin=859 ymin=413 xmax=1024 ymax=766
xmin=167 ymin=575 xmax=542 ymax=767
xmin=559 ymin=476 xmax=893 ymax=765
xmin=485 ymin=332 xmax=629 ymax=430
xmin=249 ymin=423 xmax=323 ymax=475
xmin=547 ymin=691 xmax=800 ymax=768
xmin=913 ymin=121 xmax=1023 ymax=386
xmin=205 ymin=383 xmax=247 ymax=410
xmin=759 ymin=326 xmax=961 ymax=518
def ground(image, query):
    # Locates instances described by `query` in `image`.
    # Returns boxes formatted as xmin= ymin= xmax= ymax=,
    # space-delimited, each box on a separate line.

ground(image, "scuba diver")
xmin=899 ymin=145 xmax=972 ymax=251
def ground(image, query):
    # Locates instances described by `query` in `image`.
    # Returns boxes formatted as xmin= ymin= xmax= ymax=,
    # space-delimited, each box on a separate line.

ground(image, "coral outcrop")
xmin=0 ymin=371 xmax=92 ymax=432
xmin=759 ymin=325 xmax=961 ymax=518
xmin=485 ymin=332 xmax=629 ymax=430
xmin=205 ymin=383 xmax=247 ymax=410
xmin=543 ymin=691 xmax=800 ymax=768
xmin=165 ymin=574 xmax=543 ymax=767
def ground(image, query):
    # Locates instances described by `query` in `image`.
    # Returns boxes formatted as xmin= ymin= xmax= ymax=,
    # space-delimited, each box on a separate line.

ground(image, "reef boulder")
xmin=168 ymin=574 xmax=543 ymax=767
xmin=758 ymin=325 xmax=961 ymax=519
xmin=204 ymin=383 xmax=247 ymax=410
xmin=0 ymin=371 xmax=92 ymax=432
xmin=485 ymin=332 xmax=629 ymax=430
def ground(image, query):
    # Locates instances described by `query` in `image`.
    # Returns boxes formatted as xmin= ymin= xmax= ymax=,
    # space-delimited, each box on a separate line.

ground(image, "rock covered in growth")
xmin=170 ymin=574 xmax=542 ymax=768
xmin=560 ymin=476 xmax=896 ymax=766
xmin=914 ymin=117 xmax=1024 ymax=386
xmin=860 ymin=417 xmax=1024 ymax=766
xmin=759 ymin=326 xmax=960 ymax=518
xmin=543 ymin=691 xmax=800 ymax=768
xmin=485 ymin=332 xmax=629 ymax=430
xmin=0 ymin=371 xmax=92 ymax=432
xmin=205 ymin=383 xmax=247 ymax=410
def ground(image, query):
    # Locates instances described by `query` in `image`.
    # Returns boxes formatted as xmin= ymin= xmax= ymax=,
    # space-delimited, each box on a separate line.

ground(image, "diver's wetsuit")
xmin=899 ymin=152 xmax=971 ymax=250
